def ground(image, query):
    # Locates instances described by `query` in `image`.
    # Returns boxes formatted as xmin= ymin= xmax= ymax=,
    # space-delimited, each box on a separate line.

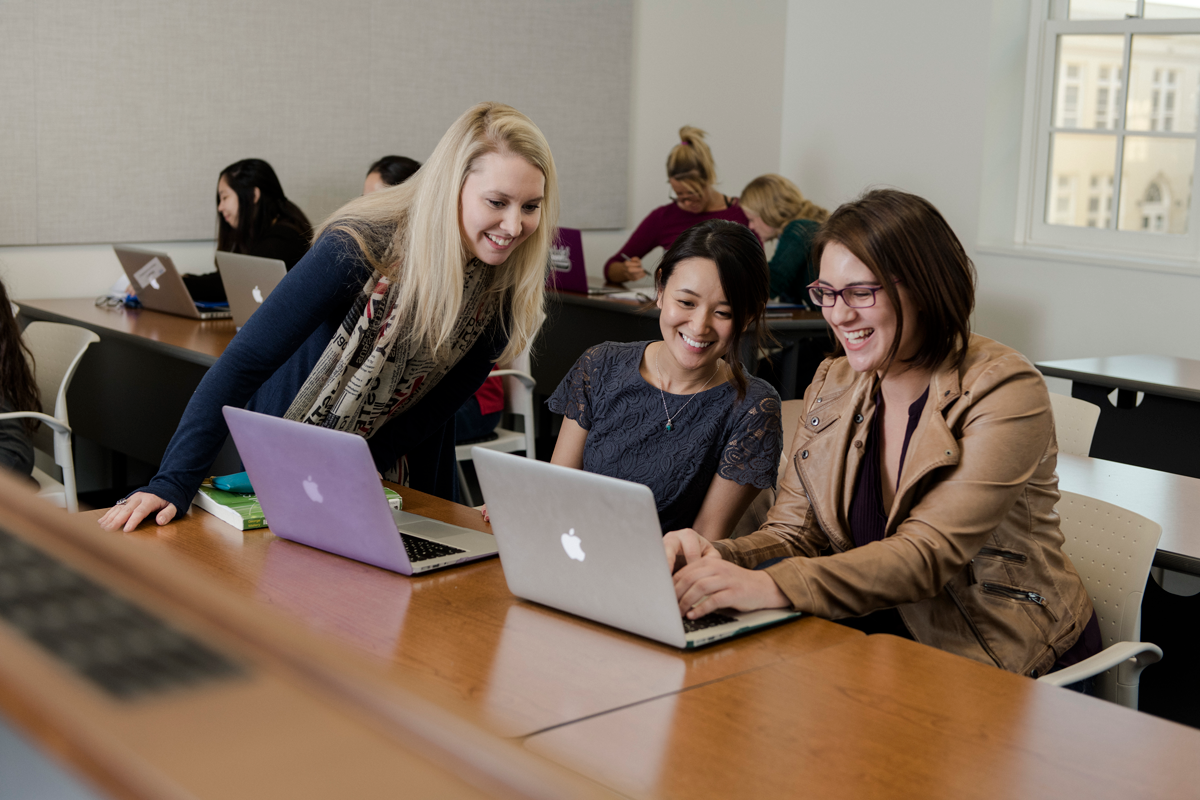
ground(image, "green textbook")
xmin=193 ymin=478 xmax=402 ymax=531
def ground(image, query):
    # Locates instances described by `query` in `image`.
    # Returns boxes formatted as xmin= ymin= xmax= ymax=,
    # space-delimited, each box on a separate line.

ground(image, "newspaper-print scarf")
xmin=284 ymin=260 xmax=496 ymax=450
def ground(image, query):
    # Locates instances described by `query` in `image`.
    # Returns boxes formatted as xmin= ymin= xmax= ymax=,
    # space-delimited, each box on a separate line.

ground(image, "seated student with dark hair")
xmin=363 ymin=155 xmax=422 ymax=195
xmin=0 ymin=279 xmax=39 ymax=483
xmin=547 ymin=219 xmax=782 ymax=540
xmin=184 ymin=158 xmax=312 ymax=303
xmin=667 ymin=189 xmax=1101 ymax=685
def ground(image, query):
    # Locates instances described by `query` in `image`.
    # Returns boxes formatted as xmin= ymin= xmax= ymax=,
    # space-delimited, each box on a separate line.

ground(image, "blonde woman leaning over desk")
xmin=604 ymin=127 xmax=749 ymax=284
xmin=100 ymin=102 xmax=559 ymax=531
xmin=667 ymin=189 xmax=1102 ymax=684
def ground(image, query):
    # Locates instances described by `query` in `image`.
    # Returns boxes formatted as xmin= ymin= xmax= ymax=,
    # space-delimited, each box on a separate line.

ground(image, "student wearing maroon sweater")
xmin=604 ymin=127 xmax=749 ymax=283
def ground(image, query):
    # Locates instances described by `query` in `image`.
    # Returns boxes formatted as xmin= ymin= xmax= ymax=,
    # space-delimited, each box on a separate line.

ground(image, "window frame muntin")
xmin=1019 ymin=4 xmax=1200 ymax=261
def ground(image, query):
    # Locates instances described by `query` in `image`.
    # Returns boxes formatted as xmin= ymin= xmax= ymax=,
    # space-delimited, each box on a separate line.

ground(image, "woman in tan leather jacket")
xmin=667 ymin=189 xmax=1099 ymax=679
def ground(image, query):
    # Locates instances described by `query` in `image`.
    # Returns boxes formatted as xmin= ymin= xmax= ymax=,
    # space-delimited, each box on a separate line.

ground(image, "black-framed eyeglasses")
xmin=806 ymin=284 xmax=885 ymax=308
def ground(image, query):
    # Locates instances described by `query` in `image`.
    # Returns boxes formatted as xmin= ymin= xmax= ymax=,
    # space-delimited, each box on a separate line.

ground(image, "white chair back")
xmin=1055 ymin=490 xmax=1162 ymax=706
xmin=19 ymin=322 xmax=100 ymax=511
xmin=1048 ymin=393 xmax=1101 ymax=457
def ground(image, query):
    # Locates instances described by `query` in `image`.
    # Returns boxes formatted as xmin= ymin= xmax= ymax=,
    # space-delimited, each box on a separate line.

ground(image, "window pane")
xmin=1055 ymin=36 xmax=1124 ymax=130
xmin=1117 ymin=136 xmax=1196 ymax=232
xmin=1126 ymin=35 xmax=1200 ymax=132
xmin=1070 ymin=0 xmax=1138 ymax=19
xmin=1047 ymin=133 xmax=1118 ymax=227
xmin=1145 ymin=0 xmax=1200 ymax=19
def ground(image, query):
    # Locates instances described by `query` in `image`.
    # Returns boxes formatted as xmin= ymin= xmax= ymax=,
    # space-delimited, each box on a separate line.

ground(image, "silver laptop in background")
xmin=473 ymin=448 xmax=803 ymax=648
xmin=222 ymin=407 xmax=499 ymax=575
xmin=215 ymin=251 xmax=287 ymax=330
xmin=113 ymin=245 xmax=231 ymax=320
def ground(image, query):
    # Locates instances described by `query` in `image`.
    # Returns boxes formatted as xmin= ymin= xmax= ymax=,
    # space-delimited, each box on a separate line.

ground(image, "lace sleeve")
xmin=717 ymin=385 xmax=782 ymax=489
xmin=546 ymin=345 xmax=604 ymax=430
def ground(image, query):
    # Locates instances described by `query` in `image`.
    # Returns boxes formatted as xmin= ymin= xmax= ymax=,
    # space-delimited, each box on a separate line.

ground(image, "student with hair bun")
xmin=740 ymin=174 xmax=829 ymax=305
xmin=604 ymin=126 xmax=749 ymax=284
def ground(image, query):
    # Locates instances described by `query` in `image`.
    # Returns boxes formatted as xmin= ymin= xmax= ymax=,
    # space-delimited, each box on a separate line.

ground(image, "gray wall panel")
xmin=5 ymin=0 xmax=631 ymax=245
xmin=0 ymin=4 xmax=38 ymax=244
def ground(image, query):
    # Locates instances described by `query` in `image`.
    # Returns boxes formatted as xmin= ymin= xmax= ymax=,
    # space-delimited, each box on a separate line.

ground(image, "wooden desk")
xmin=1038 ymin=355 xmax=1200 ymax=479
xmin=534 ymin=291 xmax=828 ymax=404
xmin=17 ymin=298 xmax=241 ymax=482
xmin=85 ymin=486 xmax=862 ymax=739
xmin=525 ymin=635 xmax=1200 ymax=799
xmin=0 ymin=472 xmax=615 ymax=800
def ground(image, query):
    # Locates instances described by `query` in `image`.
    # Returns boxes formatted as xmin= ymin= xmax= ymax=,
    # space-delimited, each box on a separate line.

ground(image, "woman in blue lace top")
xmin=548 ymin=220 xmax=783 ymax=539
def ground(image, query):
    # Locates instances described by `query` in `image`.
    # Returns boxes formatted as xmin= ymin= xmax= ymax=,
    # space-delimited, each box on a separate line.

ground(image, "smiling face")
xmin=458 ymin=151 xmax=545 ymax=266
xmin=217 ymin=176 xmax=239 ymax=229
xmin=818 ymin=241 xmax=921 ymax=377
xmin=655 ymin=257 xmax=734 ymax=376
xmin=743 ymin=206 xmax=780 ymax=242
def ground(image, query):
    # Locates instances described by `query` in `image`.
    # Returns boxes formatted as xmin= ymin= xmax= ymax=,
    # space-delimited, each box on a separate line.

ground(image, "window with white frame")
xmin=1020 ymin=0 xmax=1200 ymax=261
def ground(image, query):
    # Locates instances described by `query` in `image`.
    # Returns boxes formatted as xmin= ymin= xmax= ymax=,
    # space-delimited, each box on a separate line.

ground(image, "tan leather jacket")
xmin=713 ymin=335 xmax=1093 ymax=677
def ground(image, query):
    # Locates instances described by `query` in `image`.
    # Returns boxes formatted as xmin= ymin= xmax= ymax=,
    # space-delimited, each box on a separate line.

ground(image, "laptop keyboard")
xmin=400 ymin=533 xmax=466 ymax=563
xmin=682 ymin=611 xmax=738 ymax=633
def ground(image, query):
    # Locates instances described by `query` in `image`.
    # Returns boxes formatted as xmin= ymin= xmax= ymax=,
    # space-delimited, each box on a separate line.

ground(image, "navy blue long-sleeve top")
xmin=142 ymin=230 xmax=508 ymax=513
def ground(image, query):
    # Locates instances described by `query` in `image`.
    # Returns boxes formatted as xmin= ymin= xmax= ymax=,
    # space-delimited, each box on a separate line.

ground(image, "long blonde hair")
xmin=314 ymin=102 xmax=558 ymax=365
xmin=740 ymin=174 xmax=829 ymax=228
xmin=666 ymin=126 xmax=717 ymax=197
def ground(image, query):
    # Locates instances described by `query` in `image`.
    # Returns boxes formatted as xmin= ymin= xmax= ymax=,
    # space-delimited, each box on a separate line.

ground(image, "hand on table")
xmin=609 ymin=257 xmax=646 ymax=283
xmin=480 ymin=503 xmax=490 ymax=523
xmin=665 ymin=528 xmax=790 ymax=619
xmin=97 ymin=492 xmax=177 ymax=532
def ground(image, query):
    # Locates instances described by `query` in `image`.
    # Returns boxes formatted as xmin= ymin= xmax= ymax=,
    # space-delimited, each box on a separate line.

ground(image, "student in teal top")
xmin=740 ymin=175 xmax=829 ymax=305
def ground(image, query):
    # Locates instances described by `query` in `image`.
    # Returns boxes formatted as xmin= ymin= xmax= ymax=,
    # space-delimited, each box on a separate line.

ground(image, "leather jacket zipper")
xmin=981 ymin=583 xmax=1059 ymax=622
xmin=976 ymin=547 xmax=1027 ymax=564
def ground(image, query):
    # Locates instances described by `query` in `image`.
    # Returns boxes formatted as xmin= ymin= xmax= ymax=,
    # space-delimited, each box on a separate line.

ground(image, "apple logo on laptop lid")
xmin=252 ymin=285 xmax=263 ymax=303
xmin=561 ymin=528 xmax=585 ymax=561
xmin=302 ymin=476 xmax=324 ymax=504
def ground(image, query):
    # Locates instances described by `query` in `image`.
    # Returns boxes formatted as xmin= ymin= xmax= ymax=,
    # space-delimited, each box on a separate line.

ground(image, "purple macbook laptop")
xmin=546 ymin=227 xmax=622 ymax=295
xmin=221 ymin=407 xmax=498 ymax=574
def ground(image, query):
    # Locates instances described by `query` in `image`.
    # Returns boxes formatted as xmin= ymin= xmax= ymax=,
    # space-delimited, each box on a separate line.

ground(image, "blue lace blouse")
xmin=548 ymin=341 xmax=782 ymax=533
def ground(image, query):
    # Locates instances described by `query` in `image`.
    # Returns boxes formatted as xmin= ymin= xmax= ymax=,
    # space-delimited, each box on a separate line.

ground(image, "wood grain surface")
xmin=83 ymin=484 xmax=861 ymax=738
xmin=526 ymin=634 xmax=1200 ymax=799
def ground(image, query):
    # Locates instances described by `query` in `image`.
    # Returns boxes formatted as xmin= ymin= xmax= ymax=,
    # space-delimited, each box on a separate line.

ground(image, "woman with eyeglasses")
xmin=603 ymin=127 xmax=749 ymax=284
xmin=665 ymin=189 xmax=1100 ymax=684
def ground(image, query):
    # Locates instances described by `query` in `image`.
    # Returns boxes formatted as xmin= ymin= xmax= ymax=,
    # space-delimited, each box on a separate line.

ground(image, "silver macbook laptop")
xmin=113 ymin=245 xmax=231 ymax=320
xmin=473 ymin=449 xmax=802 ymax=648
xmin=222 ymin=406 xmax=499 ymax=574
xmin=215 ymin=251 xmax=287 ymax=330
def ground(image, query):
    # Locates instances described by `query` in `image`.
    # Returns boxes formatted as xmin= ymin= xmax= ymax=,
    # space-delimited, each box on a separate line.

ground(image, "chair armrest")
xmin=0 ymin=411 xmax=71 ymax=436
xmin=1037 ymin=641 xmax=1163 ymax=687
xmin=491 ymin=369 xmax=537 ymax=391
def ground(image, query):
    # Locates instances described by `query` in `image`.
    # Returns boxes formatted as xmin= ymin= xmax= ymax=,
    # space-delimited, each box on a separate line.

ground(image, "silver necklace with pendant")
xmin=655 ymin=346 xmax=720 ymax=433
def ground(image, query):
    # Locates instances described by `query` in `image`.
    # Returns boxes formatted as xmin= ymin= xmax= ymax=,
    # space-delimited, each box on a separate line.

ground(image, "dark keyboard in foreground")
xmin=400 ymin=533 xmax=466 ymax=563
xmin=682 ymin=611 xmax=739 ymax=633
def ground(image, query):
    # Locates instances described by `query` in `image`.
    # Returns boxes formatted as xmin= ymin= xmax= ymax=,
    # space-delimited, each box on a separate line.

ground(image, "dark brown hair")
xmin=654 ymin=219 xmax=770 ymax=399
xmin=0 ymin=280 xmax=40 ymax=432
xmin=812 ymin=189 xmax=976 ymax=373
